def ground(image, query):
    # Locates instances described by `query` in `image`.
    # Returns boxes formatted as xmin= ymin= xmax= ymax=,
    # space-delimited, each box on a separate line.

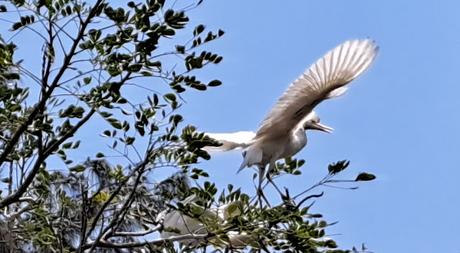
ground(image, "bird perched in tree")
xmin=159 ymin=195 xmax=251 ymax=248
xmin=206 ymin=39 xmax=378 ymax=189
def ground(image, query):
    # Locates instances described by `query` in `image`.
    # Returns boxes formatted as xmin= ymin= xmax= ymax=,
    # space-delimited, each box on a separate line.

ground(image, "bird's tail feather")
xmin=204 ymin=131 xmax=256 ymax=152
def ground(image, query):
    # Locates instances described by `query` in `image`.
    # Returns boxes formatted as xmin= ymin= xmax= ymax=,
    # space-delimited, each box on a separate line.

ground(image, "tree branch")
xmin=83 ymin=233 xmax=209 ymax=250
xmin=0 ymin=109 xmax=96 ymax=208
xmin=81 ymin=159 xmax=149 ymax=251
xmin=112 ymin=224 xmax=161 ymax=237
xmin=0 ymin=0 xmax=105 ymax=209
xmin=0 ymin=0 xmax=104 ymax=168
xmin=86 ymin=162 xmax=148 ymax=252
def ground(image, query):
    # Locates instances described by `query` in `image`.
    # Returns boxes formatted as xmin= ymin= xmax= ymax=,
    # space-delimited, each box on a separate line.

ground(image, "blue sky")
xmin=1 ymin=0 xmax=459 ymax=252
xmin=179 ymin=1 xmax=460 ymax=252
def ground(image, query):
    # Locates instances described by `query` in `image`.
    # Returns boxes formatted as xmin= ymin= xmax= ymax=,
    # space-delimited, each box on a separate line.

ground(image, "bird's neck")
xmin=293 ymin=128 xmax=307 ymax=146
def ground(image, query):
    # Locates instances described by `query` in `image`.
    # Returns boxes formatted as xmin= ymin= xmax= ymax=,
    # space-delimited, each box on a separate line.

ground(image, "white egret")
xmin=206 ymin=39 xmax=378 ymax=187
xmin=159 ymin=195 xmax=251 ymax=248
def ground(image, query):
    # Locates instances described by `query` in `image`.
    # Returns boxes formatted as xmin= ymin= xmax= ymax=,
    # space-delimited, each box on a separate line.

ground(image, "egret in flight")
xmin=207 ymin=39 xmax=378 ymax=188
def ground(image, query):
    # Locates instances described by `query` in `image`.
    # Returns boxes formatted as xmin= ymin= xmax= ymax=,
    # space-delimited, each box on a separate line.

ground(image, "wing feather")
xmin=255 ymin=39 xmax=378 ymax=138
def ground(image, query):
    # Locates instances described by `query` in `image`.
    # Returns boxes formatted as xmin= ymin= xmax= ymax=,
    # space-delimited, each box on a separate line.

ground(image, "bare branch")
xmin=112 ymin=224 xmax=161 ymax=237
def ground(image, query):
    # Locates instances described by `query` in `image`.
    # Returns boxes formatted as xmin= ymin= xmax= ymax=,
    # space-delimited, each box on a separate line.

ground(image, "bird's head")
xmin=302 ymin=112 xmax=333 ymax=133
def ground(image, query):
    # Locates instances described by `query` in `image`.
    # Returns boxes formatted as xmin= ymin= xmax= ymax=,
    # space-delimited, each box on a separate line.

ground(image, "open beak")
xmin=310 ymin=122 xmax=334 ymax=133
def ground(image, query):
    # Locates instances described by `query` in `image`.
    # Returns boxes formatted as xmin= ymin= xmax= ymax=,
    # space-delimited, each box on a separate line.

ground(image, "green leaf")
xmin=100 ymin=111 xmax=112 ymax=118
xmin=191 ymin=83 xmax=207 ymax=91
xmin=88 ymin=29 xmax=101 ymax=41
xmin=69 ymin=165 xmax=86 ymax=173
xmin=207 ymin=80 xmax=222 ymax=87
xmin=127 ymin=1 xmax=136 ymax=8
xmin=108 ymin=118 xmax=122 ymax=129
xmin=175 ymin=45 xmax=185 ymax=54
xmin=193 ymin=24 xmax=205 ymax=36
xmin=127 ymin=63 xmax=142 ymax=72
xmin=11 ymin=22 xmax=23 ymax=31
xmin=328 ymin=160 xmax=349 ymax=174
xmin=213 ymin=56 xmax=223 ymax=63
xmin=163 ymin=93 xmax=176 ymax=102
xmin=83 ymin=76 xmax=92 ymax=84
xmin=1 ymin=177 xmax=11 ymax=183
xmin=163 ymin=28 xmax=175 ymax=36
xmin=218 ymin=29 xmax=225 ymax=36
xmin=72 ymin=141 xmax=81 ymax=149
xmin=62 ymin=142 xmax=72 ymax=149
xmin=355 ymin=172 xmax=376 ymax=181
xmin=125 ymin=137 xmax=135 ymax=145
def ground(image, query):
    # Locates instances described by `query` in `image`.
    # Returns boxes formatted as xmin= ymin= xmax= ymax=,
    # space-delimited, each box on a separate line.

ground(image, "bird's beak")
xmin=310 ymin=122 xmax=334 ymax=133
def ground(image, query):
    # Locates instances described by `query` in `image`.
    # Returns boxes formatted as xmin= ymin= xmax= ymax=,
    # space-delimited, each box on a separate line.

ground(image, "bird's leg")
xmin=265 ymin=161 xmax=286 ymax=200
xmin=248 ymin=164 xmax=274 ymax=208
xmin=256 ymin=165 xmax=272 ymax=208
xmin=257 ymin=165 xmax=265 ymax=208
xmin=259 ymin=191 xmax=271 ymax=208
xmin=258 ymin=164 xmax=265 ymax=194
xmin=267 ymin=176 xmax=283 ymax=199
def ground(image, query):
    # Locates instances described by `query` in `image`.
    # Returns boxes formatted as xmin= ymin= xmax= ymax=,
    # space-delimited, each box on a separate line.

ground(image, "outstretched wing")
xmin=256 ymin=39 xmax=378 ymax=138
xmin=204 ymin=131 xmax=256 ymax=152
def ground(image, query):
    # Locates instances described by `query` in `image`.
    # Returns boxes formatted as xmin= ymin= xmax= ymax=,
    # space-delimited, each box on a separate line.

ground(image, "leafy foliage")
xmin=0 ymin=0 xmax=375 ymax=252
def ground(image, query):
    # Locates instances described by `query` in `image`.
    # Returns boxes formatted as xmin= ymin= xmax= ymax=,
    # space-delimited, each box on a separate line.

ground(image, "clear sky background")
xmin=2 ymin=0 xmax=459 ymax=252
xmin=179 ymin=1 xmax=460 ymax=252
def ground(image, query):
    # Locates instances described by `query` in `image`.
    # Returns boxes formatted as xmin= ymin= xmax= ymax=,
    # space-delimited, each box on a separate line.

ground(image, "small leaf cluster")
xmin=272 ymin=157 xmax=306 ymax=177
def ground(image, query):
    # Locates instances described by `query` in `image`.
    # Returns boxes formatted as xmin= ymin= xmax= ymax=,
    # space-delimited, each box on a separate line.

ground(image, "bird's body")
xmin=239 ymin=127 xmax=307 ymax=170
xmin=160 ymin=195 xmax=250 ymax=247
xmin=206 ymin=39 xmax=378 ymax=183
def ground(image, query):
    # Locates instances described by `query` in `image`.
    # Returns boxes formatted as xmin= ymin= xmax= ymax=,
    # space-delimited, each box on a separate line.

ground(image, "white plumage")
xmin=160 ymin=195 xmax=250 ymax=247
xmin=207 ymin=39 xmax=378 ymax=183
xmin=205 ymin=131 xmax=256 ymax=152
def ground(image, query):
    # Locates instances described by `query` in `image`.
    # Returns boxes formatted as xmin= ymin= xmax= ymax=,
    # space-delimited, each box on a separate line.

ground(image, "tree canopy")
xmin=0 ymin=0 xmax=375 ymax=252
